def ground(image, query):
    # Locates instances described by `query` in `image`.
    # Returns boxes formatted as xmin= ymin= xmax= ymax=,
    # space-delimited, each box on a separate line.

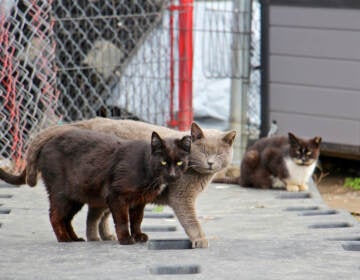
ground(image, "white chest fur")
xmin=284 ymin=157 xmax=316 ymax=185
xmin=158 ymin=184 xmax=167 ymax=194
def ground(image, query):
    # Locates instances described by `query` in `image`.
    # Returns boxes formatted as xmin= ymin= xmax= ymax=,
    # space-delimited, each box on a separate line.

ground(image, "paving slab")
xmin=0 ymin=180 xmax=359 ymax=279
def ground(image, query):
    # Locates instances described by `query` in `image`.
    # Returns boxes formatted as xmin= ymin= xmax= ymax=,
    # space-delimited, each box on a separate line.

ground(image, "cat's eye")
xmin=161 ymin=161 xmax=167 ymax=166
xmin=296 ymin=150 xmax=301 ymax=155
xmin=177 ymin=161 xmax=183 ymax=166
xmin=306 ymin=151 xmax=312 ymax=156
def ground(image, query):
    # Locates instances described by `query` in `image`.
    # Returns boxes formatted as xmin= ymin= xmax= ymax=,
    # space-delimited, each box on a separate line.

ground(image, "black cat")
xmin=0 ymin=128 xmax=191 ymax=244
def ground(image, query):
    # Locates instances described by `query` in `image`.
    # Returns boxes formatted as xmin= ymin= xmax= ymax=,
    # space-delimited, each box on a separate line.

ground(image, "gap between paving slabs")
xmin=0 ymin=182 xmax=19 ymax=188
xmin=279 ymin=189 xmax=360 ymax=254
xmin=277 ymin=192 xmax=312 ymax=199
xmin=298 ymin=210 xmax=338 ymax=216
xmin=144 ymin=212 xmax=201 ymax=275
xmin=0 ymin=194 xmax=13 ymax=199
xmin=147 ymin=239 xmax=200 ymax=275
xmin=0 ymin=208 xmax=11 ymax=214
xmin=0 ymin=192 xmax=13 ymax=231
xmin=342 ymin=242 xmax=360 ymax=252
xmin=149 ymin=265 xmax=201 ymax=275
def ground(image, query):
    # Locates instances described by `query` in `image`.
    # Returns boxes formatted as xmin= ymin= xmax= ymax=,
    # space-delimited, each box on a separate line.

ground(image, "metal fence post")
xmin=230 ymin=0 xmax=252 ymax=163
xmin=178 ymin=0 xmax=194 ymax=131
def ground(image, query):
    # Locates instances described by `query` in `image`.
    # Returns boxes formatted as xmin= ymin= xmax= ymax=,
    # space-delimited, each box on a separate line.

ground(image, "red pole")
xmin=177 ymin=0 xmax=193 ymax=131
xmin=167 ymin=1 xmax=177 ymax=128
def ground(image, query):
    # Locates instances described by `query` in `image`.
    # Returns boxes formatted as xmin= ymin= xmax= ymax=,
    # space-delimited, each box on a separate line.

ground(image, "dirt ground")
xmin=315 ymin=156 xmax=360 ymax=220
xmin=317 ymin=175 xmax=360 ymax=214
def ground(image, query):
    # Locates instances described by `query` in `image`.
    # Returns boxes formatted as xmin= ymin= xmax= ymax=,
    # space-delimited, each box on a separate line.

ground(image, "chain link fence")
xmin=53 ymin=0 xmax=169 ymax=123
xmin=0 ymin=0 xmax=261 ymax=170
xmin=0 ymin=0 xmax=58 ymax=169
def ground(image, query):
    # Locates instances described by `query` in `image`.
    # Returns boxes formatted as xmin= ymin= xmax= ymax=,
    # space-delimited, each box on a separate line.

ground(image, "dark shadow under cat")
xmin=0 ymin=129 xmax=191 ymax=244
xmin=213 ymin=133 xmax=321 ymax=192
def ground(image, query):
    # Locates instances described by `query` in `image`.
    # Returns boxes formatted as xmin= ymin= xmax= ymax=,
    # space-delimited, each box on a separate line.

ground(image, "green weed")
xmin=152 ymin=206 xmax=164 ymax=213
xmin=344 ymin=177 xmax=360 ymax=190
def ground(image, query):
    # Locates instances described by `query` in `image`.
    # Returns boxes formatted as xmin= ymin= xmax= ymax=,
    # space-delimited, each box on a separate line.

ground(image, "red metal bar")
xmin=167 ymin=1 xmax=177 ymax=128
xmin=177 ymin=0 xmax=193 ymax=131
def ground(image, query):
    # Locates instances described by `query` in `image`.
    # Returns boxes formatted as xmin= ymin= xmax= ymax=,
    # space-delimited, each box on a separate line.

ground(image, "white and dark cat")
xmin=1 ymin=118 xmax=236 ymax=248
xmin=214 ymin=133 xmax=321 ymax=192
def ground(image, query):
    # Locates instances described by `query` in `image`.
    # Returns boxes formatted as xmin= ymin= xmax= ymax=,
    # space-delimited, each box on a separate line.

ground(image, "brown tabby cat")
xmin=0 ymin=129 xmax=191 ymax=244
xmin=2 ymin=119 xmax=236 ymax=248
xmin=214 ymin=133 xmax=321 ymax=192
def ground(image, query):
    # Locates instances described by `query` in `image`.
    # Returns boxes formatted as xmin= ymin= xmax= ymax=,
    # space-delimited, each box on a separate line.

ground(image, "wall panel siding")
xmin=270 ymin=27 xmax=360 ymax=60
xmin=267 ymin=3 xmax=360 ymax=151
xmin=270 ymin=6 xmax=360 ymax=30
xmin=270 ymin=56 xmax=360 ymax=90
xmin=270 ymin=84 xmax=360 ymax=120
xmin=271 ymin=112 xmax=360 ymax=146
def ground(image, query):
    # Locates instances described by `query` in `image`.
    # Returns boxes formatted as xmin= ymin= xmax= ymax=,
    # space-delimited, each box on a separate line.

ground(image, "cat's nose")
xmin=168 ymin=168 xmax=177 ymax=179
xmin=207 ymin=161 xmax=214 ymax=169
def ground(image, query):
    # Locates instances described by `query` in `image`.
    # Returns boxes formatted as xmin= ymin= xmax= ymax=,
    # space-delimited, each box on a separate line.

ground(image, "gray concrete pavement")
xmin=0 ymin=180 xmax=359 ymax=279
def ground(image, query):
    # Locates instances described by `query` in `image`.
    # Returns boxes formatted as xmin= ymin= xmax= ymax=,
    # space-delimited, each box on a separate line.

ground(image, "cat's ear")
xmin=191 ymin=122 xmax=205 ymax=142
xmin=288 ymin=132 xmax=299 ymax=146
xmin=176 ymin=135 xmax=192 ymax=153
xmin=312 ymin=136 xmax=322 ymax=146
xmin=222 ymin=130 xmax=236 ymax=146
xmin=151 ymin=131 xmax=164 ymax=154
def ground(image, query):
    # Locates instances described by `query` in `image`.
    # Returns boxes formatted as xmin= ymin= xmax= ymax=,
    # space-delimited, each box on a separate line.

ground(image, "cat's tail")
xmin=211 ymin=176 xmax=240 ymax=185
xmin=0 ymin=168 xmax=26 ymax=185
xmin=212 ymin=150 xmax=260 ymax=186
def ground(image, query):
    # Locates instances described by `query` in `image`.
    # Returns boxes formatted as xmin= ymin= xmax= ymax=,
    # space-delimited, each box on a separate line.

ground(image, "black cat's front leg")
xmin=129 ymin=204 xmax=148 ymax=243
xmin=106 ymin=193 xmax=135 ymax=245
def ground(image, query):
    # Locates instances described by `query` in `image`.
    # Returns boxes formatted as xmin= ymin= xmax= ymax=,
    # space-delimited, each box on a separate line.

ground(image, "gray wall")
xmin=266 ymin=3 xmax=360 ymax=156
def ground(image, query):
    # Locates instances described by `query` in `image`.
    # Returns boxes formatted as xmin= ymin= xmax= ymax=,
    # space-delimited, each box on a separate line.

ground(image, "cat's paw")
xmin=271 ymin=177 xmax=286 ymax=189
xmin=87 ymin=236 xmax=101 ymax=242
xmin=299 ymin=184 xmax=309 ymax=191
xmin=74 ymin=237 xmax=85 ymax=242
xmin=102 ymin=234 xmax=117 ymax=241
xmin=133 ymin=232 xmax=149 ymax=243
xmin=286 ymin=184 xmax=300 ymax=192
xmin=192 ymin=238 xmax=209 ymax=248
xmin=119 ymin=236 xmax=136 ymax=245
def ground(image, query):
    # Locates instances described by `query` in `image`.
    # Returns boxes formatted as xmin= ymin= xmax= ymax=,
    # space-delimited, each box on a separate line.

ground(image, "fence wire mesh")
xmin=0 ymin=0 xmax=58 ymax=169
xmin=0 ymin=0 xmax=260 ymax=170
xmin=53 ymin=0 xmax=168 ymax=123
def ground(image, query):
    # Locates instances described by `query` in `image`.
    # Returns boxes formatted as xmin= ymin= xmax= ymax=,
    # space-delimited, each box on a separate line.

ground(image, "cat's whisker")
xmin=188 ymin=164 xmax=201 ymax=168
